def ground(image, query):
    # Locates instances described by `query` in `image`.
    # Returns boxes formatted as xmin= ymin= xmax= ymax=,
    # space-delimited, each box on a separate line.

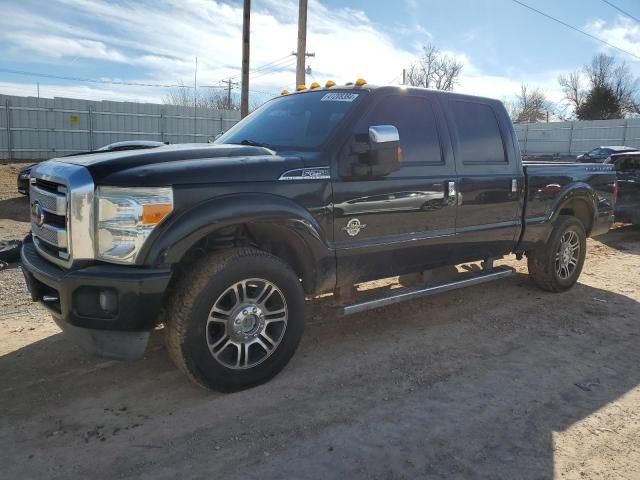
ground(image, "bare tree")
xmin=163 ymin=82 xmax=195 ymax=107
xmin=583 ymin=54 xmax=639 ymax=116
xmin=405 ymin=44 xmax=463 ymax=91
xmin=510 ymin=84 xmax=552 ymax=123
xmin=558 ymin=70 xmax=585 ymax=113
xmin=199 ymin=88 xmax=239 ymax=110
xmin=163 ymin=83 xmax=240 ymax=110
xmin=611 ymin=61 xmax=639 ymax=114
xmin=585 ymin=53 xmax=616 ymax=89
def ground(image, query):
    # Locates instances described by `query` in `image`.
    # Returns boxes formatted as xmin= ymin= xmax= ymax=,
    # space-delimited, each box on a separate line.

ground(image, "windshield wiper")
xmin=237 ymin=139 xmax=274 ymax=149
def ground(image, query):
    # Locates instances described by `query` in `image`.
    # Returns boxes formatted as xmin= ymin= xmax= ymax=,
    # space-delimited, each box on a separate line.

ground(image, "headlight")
xmin=96 ymin=186 xmax=173 ymax=264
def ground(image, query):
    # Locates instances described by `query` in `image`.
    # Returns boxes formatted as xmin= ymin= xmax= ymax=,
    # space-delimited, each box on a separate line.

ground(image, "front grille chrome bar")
xmin=30 ymin=185 xmax=67 ymax=215
xmin=32 ymin=222 xmax=68 ymax=248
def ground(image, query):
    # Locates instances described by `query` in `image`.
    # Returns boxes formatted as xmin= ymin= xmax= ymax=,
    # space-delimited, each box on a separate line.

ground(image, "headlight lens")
xmin=96 ymin=186 xmax=173 ymax=264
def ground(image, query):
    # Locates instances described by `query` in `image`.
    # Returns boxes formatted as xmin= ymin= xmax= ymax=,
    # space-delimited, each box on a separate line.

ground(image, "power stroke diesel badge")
xmin=343 ymin=218 xmax=367 ymax=237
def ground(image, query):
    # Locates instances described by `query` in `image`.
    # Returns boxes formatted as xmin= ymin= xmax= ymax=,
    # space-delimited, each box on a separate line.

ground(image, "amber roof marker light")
xmin=310 ymin=82 xmax=321 ymax=89
xmin=355 ymin=78 xmax=367 ymax=86
xmin=325 ymin=80 xmax=336 ymax=88
xmin=296 ymin=84 xmax=307 ymax=91
xmin=281 ymin=89 xmax=290 ymax=95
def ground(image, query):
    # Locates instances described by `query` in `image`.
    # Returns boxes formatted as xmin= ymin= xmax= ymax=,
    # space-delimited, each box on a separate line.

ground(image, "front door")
xmin=332 ymin=92 xmax=457 ymax=286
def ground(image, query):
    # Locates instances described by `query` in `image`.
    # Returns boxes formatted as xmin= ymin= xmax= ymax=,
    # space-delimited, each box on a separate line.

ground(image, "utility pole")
xmin=194 ymin=56 xmax=198 ymax=142
xmin=222 ymin=79 xmax=236 ymax=110
xmin=296 ymin=0 xmax=308 ymax=86
xmin=402 ymin=69 xmax=406 ymax=85
xmin=240 ymin=0 xmax=250 ymax=118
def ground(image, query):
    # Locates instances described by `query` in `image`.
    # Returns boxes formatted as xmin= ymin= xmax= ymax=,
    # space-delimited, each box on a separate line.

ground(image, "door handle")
xmin=447 ymin=181 xmax=457 ymax=205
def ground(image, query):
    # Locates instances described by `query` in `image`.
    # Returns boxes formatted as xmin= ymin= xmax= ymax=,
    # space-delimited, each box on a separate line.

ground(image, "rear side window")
xmin=450 ymin=100 xmax=506 ymax=164
xmin=361 ymin=95 xmax=442 ymax=164
xmin=617 ymin=156 xmax=640 ymax=171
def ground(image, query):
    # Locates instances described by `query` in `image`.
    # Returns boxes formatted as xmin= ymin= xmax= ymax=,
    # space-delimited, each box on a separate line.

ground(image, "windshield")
xmin=216 ymin=90 xmax=365 ymax=149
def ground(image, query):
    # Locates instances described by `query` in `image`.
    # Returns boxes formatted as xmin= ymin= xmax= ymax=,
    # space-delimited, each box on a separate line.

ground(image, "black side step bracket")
xmin=338 ymin=266 xmax=514 ymax=316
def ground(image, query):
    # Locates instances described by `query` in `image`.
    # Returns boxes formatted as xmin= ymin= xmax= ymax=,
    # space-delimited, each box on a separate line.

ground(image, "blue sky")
xmin=1 ymin=0 xmax=639 ymax=109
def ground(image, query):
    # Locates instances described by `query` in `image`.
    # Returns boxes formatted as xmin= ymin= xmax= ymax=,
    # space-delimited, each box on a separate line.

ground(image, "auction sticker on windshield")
xmin=321 ymin=92 xmax=359 ymax=102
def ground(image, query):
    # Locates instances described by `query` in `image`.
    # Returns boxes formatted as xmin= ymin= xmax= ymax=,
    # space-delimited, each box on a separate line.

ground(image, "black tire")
xmin=164 ymin=248 xmax=305 ymax=392
xmin=527 ymin=216 xmax=587 ymax=292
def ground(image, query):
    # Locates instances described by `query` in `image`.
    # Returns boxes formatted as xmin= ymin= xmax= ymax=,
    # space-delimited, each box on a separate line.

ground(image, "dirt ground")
xmin=1 ymin=163 xmax=639 ymax=479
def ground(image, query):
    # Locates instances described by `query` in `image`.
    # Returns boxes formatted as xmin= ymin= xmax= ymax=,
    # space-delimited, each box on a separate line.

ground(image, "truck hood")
xmin=54 ymin=143 xmax=305 ymax=185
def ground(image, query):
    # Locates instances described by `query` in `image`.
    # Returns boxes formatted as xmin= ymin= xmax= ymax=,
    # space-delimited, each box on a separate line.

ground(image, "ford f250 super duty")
xmin=21 ymin=83 xmax=617 ymax=392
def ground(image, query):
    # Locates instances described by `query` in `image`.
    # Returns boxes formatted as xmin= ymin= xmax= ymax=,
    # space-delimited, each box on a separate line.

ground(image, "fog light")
xmin=99 ymin=289 xmax=118 ymax=314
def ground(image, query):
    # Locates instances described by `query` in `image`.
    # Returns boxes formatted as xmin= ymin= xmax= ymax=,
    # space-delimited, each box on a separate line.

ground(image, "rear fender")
xmin=519 ymin=183 xmax=597 ymax=252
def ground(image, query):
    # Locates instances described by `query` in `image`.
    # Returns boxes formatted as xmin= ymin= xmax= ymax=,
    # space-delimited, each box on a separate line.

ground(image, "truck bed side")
xmin=517 ymin=162 xmax=616 ymax=252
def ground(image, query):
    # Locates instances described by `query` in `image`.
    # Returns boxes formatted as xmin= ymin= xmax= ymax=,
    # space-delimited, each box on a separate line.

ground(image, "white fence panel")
xmin=514 ymin=118 xmax=640 ymax=158
xmin=0 ymin=94 xmax=241 ymax=161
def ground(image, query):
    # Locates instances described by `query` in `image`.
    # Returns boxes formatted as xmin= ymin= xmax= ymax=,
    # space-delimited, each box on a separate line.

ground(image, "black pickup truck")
xmin=605 ymin=151 xmax=640 ymax=224
xmin=21 ymin=84 xmax=616 ymax=391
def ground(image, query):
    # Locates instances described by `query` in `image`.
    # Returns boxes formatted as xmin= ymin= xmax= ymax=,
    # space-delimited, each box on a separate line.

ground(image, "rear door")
xmin=442 ymin=98 xmax=523 ymax=262
xmin=333 ymin=92 xmax=457 ymax=285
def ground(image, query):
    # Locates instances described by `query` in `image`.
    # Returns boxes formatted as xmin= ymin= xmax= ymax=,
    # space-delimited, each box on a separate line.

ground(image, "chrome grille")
xmin=32 ymin=222 xmax=68 ymax=248
xmin=30 ymin=185 xmax=67 ymax=216
xmin=29 ymin=161 xmax=95 ymax=268
xmin=30 ymin=179 xmax=69 ymax=256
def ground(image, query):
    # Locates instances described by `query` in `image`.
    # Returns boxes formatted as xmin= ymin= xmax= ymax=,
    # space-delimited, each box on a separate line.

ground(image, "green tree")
xmin=575 ymin=84 xmax=622 ymax=120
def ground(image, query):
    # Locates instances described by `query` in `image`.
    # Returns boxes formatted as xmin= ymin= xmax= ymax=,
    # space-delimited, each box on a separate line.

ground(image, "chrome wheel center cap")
xmin=231 ymin=304 xmax=265 ymax=340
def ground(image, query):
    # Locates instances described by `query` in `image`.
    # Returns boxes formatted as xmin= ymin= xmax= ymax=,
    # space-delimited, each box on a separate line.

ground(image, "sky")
xmin=1 ymin=0 xmax=640 ymax=109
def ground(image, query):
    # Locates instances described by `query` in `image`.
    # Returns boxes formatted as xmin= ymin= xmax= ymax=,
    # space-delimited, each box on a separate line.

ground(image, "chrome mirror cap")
xmin=369 ymin=125 xmax=399 ymax=144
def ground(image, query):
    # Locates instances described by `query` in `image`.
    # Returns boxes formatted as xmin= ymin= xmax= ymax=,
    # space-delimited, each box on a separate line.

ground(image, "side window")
xmin=619 ymin=157 xmax=640 ymax=171
xmin=359 ymin=95 xmax=442 ymax=164
xmin=449 ymin=100 xmax=506 ymax=164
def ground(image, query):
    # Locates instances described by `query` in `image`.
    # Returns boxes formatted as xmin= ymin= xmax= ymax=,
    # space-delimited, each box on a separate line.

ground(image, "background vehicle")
xmin=606 ymin=151 xmax=640 ymax=224
xmin=15 ymin=141 xmax=167 ymax=195
xmin=17 ymin=164 xmax=32 ymax=195
xmin=20 ymin=84 xmax=616 ymax=392
xmin=577 ymin=145 xmax=637 ymax=163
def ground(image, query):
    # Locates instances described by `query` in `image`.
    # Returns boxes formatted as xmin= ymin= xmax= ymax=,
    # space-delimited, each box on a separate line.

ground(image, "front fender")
xmin=138 ymin=193 xmax=335 ymax=291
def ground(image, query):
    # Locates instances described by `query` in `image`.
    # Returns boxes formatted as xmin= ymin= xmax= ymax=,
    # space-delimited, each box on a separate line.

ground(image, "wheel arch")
xmin=140 ymin=193 xmax=336 ymax=294
xmin=550 ymin=184 xmax=597 ymax=236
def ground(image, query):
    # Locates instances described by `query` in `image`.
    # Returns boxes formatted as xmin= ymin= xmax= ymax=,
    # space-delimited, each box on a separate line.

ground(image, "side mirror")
xmin=349 ymin=125 xmax=401 ymax=177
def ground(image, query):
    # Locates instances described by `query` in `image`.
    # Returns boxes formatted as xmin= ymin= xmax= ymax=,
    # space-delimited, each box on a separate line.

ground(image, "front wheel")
xmin=165 ymin=248 xmax=305 ymax=392
xmin=527 ymin=216 xmax=587 ymax=292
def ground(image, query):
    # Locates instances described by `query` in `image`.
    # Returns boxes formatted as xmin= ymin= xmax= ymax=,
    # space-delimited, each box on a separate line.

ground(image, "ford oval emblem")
xmin=31 ymin=200 xmax=45 ymax=228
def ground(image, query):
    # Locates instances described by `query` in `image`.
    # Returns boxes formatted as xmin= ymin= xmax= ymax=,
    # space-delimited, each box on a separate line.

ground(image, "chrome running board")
xmin=338 ymin=266 xmax=514 ymax=316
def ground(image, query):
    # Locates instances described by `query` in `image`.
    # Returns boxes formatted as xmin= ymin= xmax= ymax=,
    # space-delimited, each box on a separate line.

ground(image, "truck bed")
xmin=518 ymin=161 xmax=616 ymax=250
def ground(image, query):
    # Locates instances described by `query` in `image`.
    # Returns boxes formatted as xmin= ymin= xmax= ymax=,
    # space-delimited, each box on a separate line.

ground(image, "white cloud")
xmin=584 ymin=16 xmax=640 ymax=62
xmin=0 ymin=0 xmax=565 ymax=106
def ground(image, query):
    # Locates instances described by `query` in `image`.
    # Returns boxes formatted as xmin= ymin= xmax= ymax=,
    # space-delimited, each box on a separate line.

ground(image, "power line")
xmin=227 ymin=55 xmax=293 ymax=81
xmin=0 ymin=67 xmax=200 ymax=88
xmin=249 ymin=59 xmax=296 ymax=81
xmin=509 ymin=0 xmax=640 ymax=61
xmin=601 ymin=0 xmax=640 ymax=23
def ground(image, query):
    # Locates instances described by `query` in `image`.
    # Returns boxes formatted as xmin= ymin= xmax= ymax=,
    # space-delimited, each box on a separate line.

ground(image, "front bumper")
xmin=20 ymin=235 xmax=172 ymax=359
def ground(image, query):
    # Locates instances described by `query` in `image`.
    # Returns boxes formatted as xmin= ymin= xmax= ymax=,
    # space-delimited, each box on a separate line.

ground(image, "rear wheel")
xmin=165 ymin=248 xmax=305 ymax=392
xmin=527 ymin=216 xmax=586 ymax=292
